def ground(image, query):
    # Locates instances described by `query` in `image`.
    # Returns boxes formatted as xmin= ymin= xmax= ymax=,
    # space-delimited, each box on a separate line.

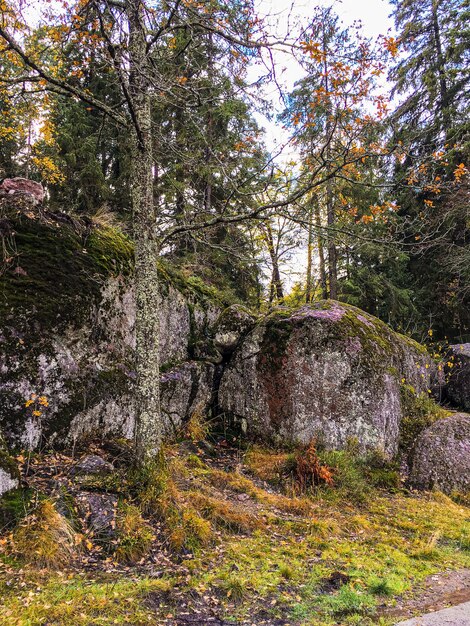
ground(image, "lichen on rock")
xmin=409 ymin=412 xmax=470 ymax=494
xmin=0 ymin=200 xmax=223 ymax=449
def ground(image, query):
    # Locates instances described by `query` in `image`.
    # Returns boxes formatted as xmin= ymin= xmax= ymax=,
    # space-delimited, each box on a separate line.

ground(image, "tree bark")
xmin=263 ymin=222 xmax=284 ymax=302
xmin=314 ymin=194 xmax=328 ymax=299
xmin=305 ymin=201 xmax=314 ymax=303
xmin=128 ymin=0 xmax=162 ymax=465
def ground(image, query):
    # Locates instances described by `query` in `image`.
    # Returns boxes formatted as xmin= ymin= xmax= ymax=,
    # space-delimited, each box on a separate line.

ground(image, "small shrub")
xmin=219 ymin=576 xmax=247 ymax=602
xmin=317 ymin=450 xmax=371 ymax=504
xmin=412 ymin=531 xmax=441 ymax=560
xmin=185 ymin=410 xmax=210 ymax=443
xmin=169 ymin=508 xmax=212 ymax=552
xmin=368 ymin=576 xmax=403 ymax=597
xmin=290 ymin=440 xmax=334 ymax=492
xmin=279 ymin=564 xmax=294 ymax=580
xmin=0 ymin=487 xmax=34 ymax=530
xmin=10 ymin=499 xmax=77 ymax=567
xmin=130 ymin=451 xmax=171 ymax=515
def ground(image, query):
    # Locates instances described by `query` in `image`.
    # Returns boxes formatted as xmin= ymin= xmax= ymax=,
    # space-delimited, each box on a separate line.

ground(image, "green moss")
xmin=399 ymin=384 xmax=450 ymax=463
xmin=0 ymin=487 xmax=34 ymax=530
xmin=0 ymin=447 xmax=19 ymax=480
xmin=158 ymin=258 xmax=237 ymax=309
xmin=0 ymin=214 xmax=133 ymax=334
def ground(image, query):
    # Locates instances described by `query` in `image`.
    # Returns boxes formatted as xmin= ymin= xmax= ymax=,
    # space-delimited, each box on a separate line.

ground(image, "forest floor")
xmin=0 ymin=436 xmax=469 ymax=626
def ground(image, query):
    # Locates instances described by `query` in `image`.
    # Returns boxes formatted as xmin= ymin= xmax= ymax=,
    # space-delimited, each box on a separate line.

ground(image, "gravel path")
xmin=395 ymin=601 xmax=470 ymax=625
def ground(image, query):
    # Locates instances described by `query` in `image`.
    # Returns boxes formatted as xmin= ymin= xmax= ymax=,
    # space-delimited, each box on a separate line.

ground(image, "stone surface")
xmin=213 ymin=305 xmax=255 ymax=355
xmin=161 ymin=361 xmax=215 ymax=436
xmin=0 ymin=206 xmax=222 ymax=448
xmin=0 ymin=177 xmax=45 ymax=203
xmin=409 ymin=413 xmax=470 ymax=493
xmin=0 ymin=468 xmax=18 ymax=497
xmin=70 ymin=454 xmax=114 ymax=476
xmin=444 ymin=344 xmax=470 ymax=411
xmin=75 ymin=492 xmax=118 ymax=538
xmin=219 ymin=301 xmax=435 ymax=455
xmin=395 ymin=601 xmax=470 ymax=625
xmin=0 ymin=435 xmax=19 ymax=496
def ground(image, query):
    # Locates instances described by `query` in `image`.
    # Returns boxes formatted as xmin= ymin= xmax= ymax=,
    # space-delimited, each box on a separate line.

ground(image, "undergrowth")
xmin=1 ymin=438 xmax=469 ymax=625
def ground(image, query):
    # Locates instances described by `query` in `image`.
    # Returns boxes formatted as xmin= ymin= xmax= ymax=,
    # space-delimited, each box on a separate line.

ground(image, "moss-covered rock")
xmin=213 ymin=304 xmax=255 ymax=356
xmin=0 ymin=200 xmax=222 ymax=449
xmin=443 ymin=343 xmax=470 ymax=411
xmin=409 ymin=412 xmax=470 ymax=494
xmin=219 ymin=301 xmax=436 ymax=456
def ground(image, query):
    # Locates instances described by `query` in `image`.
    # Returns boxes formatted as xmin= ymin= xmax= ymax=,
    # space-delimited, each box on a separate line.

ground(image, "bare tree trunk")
xmin=431 ymin=0 xmax=450 ymax=131
xmin=326 ymin=178 xmax=337 ymax=299
xmin=315 ymin=197 xmax=328 ymax=299
xmin=204 ymin=31 xmax=214 ymax=213
xmin=305 ymin=202 xmax=314 ymax=303
xmin=128 ymin=0 xmax=162 ymax=465
xmin=263 ymin=222 xmax=284 ymax=302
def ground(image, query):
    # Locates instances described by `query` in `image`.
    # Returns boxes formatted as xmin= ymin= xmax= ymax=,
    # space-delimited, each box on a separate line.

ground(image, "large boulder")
xmin=409 ymin=413 xmax=470 ymax=494
xmin=443 ymin=344 xmax=470 ymax=411
xmin=219 ymin=302 xmax=435 ymax=456
xmin=0 ymin=204 xmax=222 ymax=449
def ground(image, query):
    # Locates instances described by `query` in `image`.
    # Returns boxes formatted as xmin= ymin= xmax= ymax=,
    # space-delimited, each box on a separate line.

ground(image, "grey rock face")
xmin=444 ymin=344 xmax=470 ymax=411
xmin=0 ymin=435 xmax=18 ymax=496
xmin=409 ymin=413 xmax=470 ymax=493
xmin=161 ymin=361 xmax=215 ymax=436
xmin=70 ymin=454 xmax=114 ymax=476
xmin=0 ymin=468 xmax=18 ymax=497
xmin=213 ymin=305 xmax=255 ymax=355
xmin=1 ymin=274 xmax=217 ymax=448
xmin=219 ymin=302 xmax=434 ymax=456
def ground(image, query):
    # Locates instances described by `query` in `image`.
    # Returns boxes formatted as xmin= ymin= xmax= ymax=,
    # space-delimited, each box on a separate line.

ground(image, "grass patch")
xmin=320 ymin=585 xmax=377 ymax=616
xmin=114 ymin=503 xmax=154 ymax=563
xmin=8 ymin=499 xmax=77 ymax=568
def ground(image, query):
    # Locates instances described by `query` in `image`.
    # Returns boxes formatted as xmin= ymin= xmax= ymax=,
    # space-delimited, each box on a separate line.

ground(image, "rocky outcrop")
xmin=443 ymin=344 xmax=470 ymax=411
xmin=0 ymin=204 xmax=223 ymax=449
xmin=218 ymin=302 xmax=435 ymax=456
xmin=0 ymin=177 xmax=45 ymax=204
xmin=1 ymin=199 xmax=443 ymax=458
xmin=409 ymin=413 xmax=470 ymax=494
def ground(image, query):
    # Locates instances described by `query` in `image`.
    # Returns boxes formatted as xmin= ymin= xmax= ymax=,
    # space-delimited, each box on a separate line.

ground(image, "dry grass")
xmin=244 ymin=447 xmax=291 ymax=482
xmin=207 ymin=467 xmax=315 ymax=516
xmin=114 ymin=503 xmax=154 ymax=563
xmin=9 ymin=500 xmax=77 ymax=568
xmin=184 ymin=410 xmax=210 ymax=442
xmin=187 ymin=491 xmax=262 ymax=533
